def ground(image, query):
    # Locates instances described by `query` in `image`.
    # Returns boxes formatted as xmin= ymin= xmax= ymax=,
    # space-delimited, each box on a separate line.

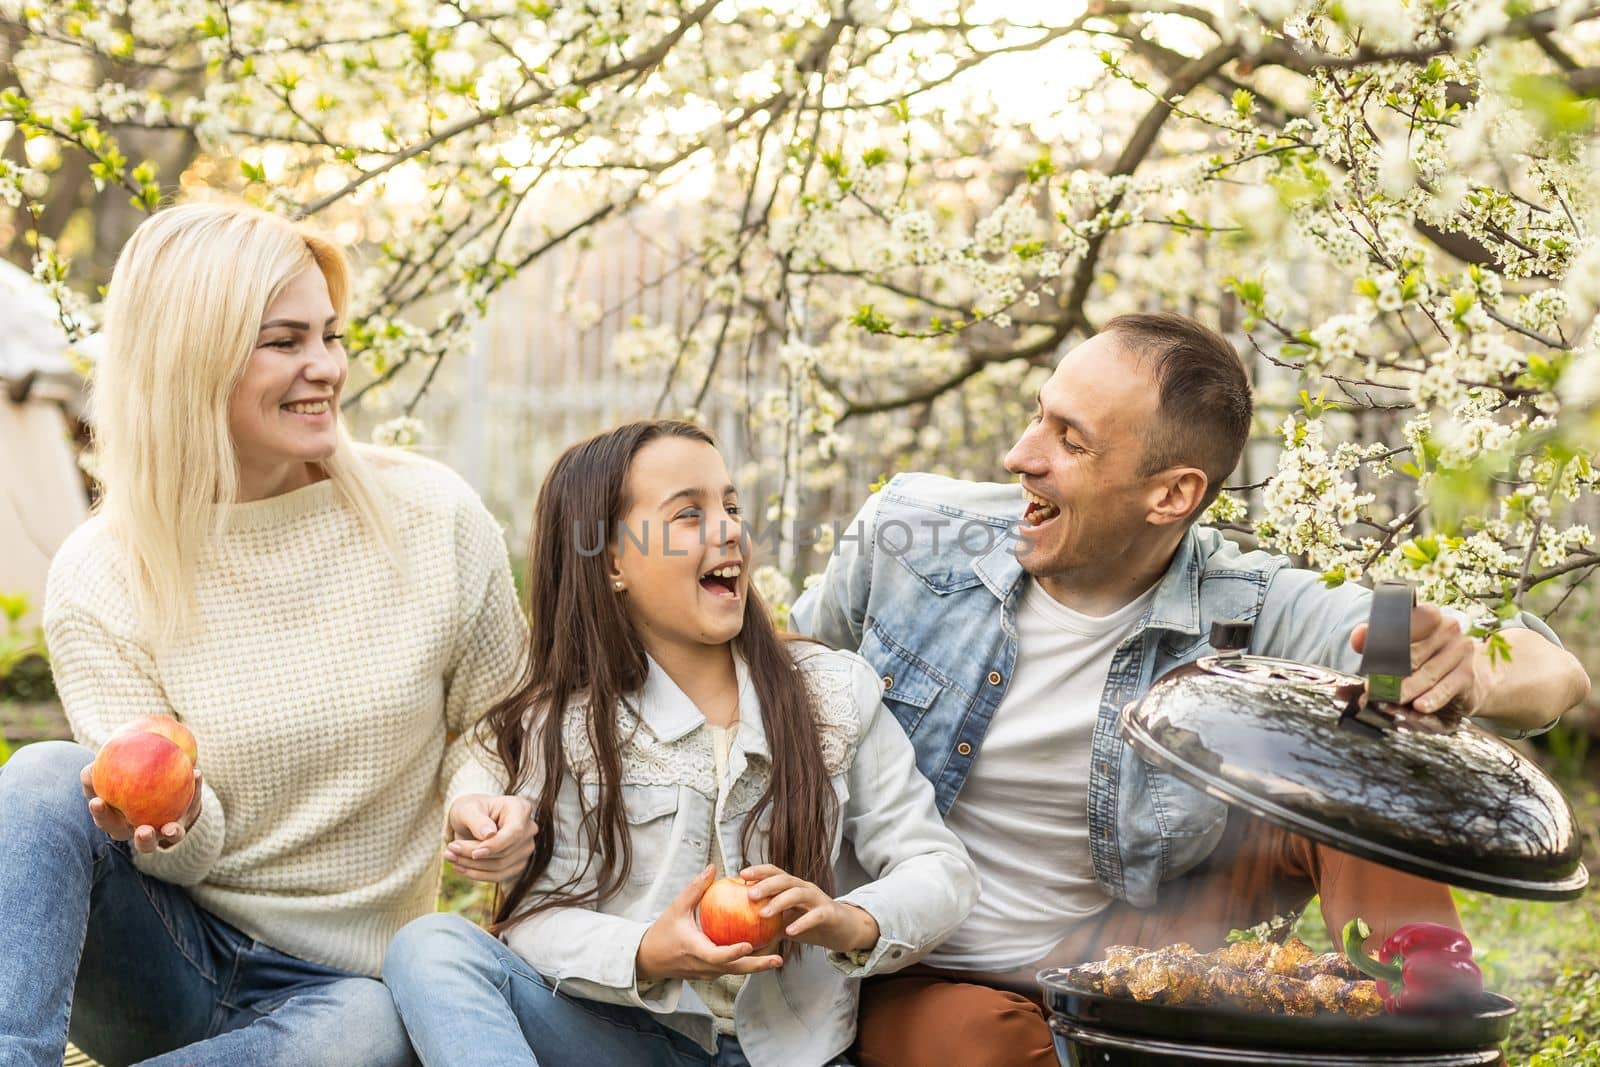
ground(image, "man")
xmin=789 ymin=312 xmax=1590 ymax=1067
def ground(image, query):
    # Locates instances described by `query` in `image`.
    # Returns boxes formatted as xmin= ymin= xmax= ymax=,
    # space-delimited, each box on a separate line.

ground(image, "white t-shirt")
xmin=925 ymin=577 xmax=1156 ymax=971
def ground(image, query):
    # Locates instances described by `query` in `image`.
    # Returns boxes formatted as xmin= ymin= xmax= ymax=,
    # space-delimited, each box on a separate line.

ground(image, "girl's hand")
xmin=81 ymin=763 xmax=203 ymax=855
xmin=445 ymin=794 xmax=539 ymax=882
xmin=741 ymin=863 xmax=881 ymax=954
xmin=637 ymin=866 xmax=784 ymax=981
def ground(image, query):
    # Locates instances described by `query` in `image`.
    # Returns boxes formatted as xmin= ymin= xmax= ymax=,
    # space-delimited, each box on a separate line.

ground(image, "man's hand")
xmin=636 ymin=866 xmax=784 ymax=981
xmin=81 ymin=763 xmax=203 ymax=855
xmin=1350 ymin=603 xmax=1480 ymax=715
xmin=742 ymin=862 xmax=881 ymax=954
xmin=445 ymin=794 xmax=539 ymax=882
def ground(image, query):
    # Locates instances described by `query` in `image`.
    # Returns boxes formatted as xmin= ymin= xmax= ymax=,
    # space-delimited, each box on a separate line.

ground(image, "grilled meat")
xmin=1298 ymin=952 xmax=1365 ymax=982
xmin=1061 ymin=962 xmax=1107 ymax=995
xmin=1263 ymin=972 xmax=1320 ymax=1016
xmin=1264 ymin=938 xmax=1313 ymax=976
xmin=1104 ymin=944 xmax=1154 ymax=967
xmin=1124 ymin=950 xmax=1214 ymax=1005
xmin=1060 ymin=939 xmax=1384 ymax=1016
xmin=1214 ymin=940 xmax=1273 ymax=971
xmin=1305 ymin=973 xmax=1384 ymax=1017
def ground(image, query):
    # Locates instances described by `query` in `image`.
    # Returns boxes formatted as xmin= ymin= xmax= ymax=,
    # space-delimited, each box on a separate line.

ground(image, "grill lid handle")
xmin=1359 ymin=581 xmax=1414 ymax=704
xmin=1208 ymin=619 xmax=1253 ymax=654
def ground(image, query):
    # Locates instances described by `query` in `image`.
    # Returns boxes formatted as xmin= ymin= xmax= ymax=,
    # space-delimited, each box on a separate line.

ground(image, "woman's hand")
xmin=81 ymin=763 xmax=203 ymax=855
xmin=636 ymin=866 xmax=784 ymax=982
xmin=742 ymin=863 xmax=880 ymax=954
xmin=445 ymin=794 xmax=539 ymax=882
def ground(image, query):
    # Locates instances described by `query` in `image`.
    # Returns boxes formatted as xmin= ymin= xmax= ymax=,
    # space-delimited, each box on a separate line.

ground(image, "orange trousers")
xmin=851 ymin=813 xmax=1462 ymax=1067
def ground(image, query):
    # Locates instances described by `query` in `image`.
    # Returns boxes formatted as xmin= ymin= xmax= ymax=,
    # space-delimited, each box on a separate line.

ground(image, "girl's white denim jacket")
xmin=500 ymin=641 xmax=978 ymax=1067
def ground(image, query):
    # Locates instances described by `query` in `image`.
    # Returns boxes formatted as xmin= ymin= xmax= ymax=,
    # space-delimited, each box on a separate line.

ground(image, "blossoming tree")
xmin=4 ymin=0 xmax=1599 ymax=626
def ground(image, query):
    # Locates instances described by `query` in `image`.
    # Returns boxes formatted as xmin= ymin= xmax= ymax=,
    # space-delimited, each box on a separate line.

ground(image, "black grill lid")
xmin=1121 ymin=584 xmax=1588 ymax=901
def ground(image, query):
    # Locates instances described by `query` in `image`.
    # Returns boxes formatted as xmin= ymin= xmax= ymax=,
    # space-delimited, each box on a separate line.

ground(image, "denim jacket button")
xmin=987 ymin=670 xmax=1002 ymax=685
xmin=882 ymin=674 xmax=893 ymax=690
xmin=957 ymin=741 xmax=973 ymax=756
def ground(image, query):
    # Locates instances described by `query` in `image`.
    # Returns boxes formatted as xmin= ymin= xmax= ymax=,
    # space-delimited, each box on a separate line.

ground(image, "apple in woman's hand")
xmin=113 ymin=715 xmax=198 ymax=765
xmin=697 ymin=877 xmax=783 ymax=948
xmin=91 ymin=731 xmax=196 ymax=829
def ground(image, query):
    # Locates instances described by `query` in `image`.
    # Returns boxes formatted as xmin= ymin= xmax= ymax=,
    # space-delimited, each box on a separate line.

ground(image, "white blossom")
xmin=372 ymin=416 xmax=426 ymax=449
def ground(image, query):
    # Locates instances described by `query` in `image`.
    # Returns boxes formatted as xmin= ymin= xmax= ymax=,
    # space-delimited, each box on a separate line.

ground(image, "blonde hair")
xmin=93 ymin=202 xmax=399 ymax=644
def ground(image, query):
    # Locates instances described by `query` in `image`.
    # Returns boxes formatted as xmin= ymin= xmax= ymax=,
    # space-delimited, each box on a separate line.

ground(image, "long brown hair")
xmin=486 ymin=419 xmax=836 ymax=931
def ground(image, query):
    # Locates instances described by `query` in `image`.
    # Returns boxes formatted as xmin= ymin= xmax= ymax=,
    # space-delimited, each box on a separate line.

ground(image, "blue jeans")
xmin=384 ymin=912 xmax=759 ymax=1067
xmin=0 ymin=741 xmax=418 ymax=1067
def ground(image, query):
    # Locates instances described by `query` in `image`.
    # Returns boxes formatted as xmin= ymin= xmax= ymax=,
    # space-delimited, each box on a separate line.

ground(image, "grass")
xmin=440 ymin=862 xmax=496 ymax=926
xmin=1459 ymin=764 xmax=1600 ymax=1066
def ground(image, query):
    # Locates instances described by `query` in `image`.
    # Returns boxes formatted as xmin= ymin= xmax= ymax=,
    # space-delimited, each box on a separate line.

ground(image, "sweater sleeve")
xmin=440 ymin=494 xmax=527 ymax=812
xmin=43 ymin=600 xmax=226 ymax=886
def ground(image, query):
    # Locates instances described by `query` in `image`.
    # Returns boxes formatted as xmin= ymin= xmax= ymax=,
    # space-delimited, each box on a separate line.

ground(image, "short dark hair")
xmin=1101 ymin=312 xmax=1252 ymax=518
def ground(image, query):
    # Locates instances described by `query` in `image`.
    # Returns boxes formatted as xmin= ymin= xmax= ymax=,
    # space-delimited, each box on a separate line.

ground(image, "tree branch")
xmin=300 ymin=0 xmax=722 ymax=215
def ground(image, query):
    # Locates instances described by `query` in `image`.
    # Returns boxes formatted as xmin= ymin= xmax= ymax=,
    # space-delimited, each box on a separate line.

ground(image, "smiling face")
xmin=609 ymin=435 xmax=751 ymax=656
xmin=226 ymin=267 xmax=346 ymax=501
xmin=1003 ymin=331 xmax=1180 ymax=583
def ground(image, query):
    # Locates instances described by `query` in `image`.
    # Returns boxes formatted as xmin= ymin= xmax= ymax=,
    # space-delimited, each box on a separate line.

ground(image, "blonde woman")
xmin=0 ymin=203 xmax=532 ymax=1067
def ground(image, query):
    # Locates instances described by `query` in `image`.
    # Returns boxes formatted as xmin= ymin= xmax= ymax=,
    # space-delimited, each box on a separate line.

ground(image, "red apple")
xmin=697 ymin=877 xmax=783 ymax=948
xmin=91 ymin=731 xmax=196 ymax=829
xmin=113 ymin=715 xmax=198 ymax=766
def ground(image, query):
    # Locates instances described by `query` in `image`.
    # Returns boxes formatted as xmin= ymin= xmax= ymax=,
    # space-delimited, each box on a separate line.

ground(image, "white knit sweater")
xmin=44 ymin=446 xmax=525 ymax=977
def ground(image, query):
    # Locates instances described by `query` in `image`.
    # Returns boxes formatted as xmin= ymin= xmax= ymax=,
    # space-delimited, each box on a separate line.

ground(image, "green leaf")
xmin=850 ymin=304 xmax=892 ymax=334
xmin=1298 ymin=388 xmax=1334 ymax=417
xmin=0 ymin=593 xmax=25 ymax=623
xmin=240 ymin=159 xmax=266 ymax=183
xmin=1400 ymin=536 xmax=1439 ymax=565
xmin=1509 ymin=73 xmax=1596 ymax=139
xmin=1224 ymin=275 xmax=1267 ymax=313
xmin=1518 ymin=352 xmax=1569 ymax=392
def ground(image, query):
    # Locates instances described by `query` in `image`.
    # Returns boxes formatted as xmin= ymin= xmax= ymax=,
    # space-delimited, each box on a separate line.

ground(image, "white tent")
xmin=0 ymin=258 xmax=90 ymax=631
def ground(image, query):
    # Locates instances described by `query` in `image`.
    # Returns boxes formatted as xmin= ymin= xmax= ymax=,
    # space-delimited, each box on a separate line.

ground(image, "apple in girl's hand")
xmin=697 ymin=877 xmax=783 ymax=948
xmin=91 ymin=731 xmax=196 ymax=829
xmin=113 ymin=715 xmax=198 ymax=765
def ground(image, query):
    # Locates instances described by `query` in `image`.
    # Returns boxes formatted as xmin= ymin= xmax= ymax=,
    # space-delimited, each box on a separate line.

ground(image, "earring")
xmin=613 ymin=580 xmax=624 ymax=591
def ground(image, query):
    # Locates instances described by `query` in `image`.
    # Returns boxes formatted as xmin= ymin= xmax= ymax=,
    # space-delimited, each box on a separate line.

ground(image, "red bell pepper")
xmin=1342 ymin=918 xmax=1483 ymax=1014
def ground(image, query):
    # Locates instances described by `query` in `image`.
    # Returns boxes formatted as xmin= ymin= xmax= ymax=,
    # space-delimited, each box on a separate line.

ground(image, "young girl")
xmin=384 ymin=420 xmax=977 ymax=1067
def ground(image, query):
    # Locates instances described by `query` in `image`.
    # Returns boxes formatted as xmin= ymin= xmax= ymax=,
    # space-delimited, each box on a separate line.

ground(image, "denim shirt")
xmin=500 ymin=642 xmax=977 ymax=1067
xmin=790 ymin=473 xmax=1559 ymax=909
